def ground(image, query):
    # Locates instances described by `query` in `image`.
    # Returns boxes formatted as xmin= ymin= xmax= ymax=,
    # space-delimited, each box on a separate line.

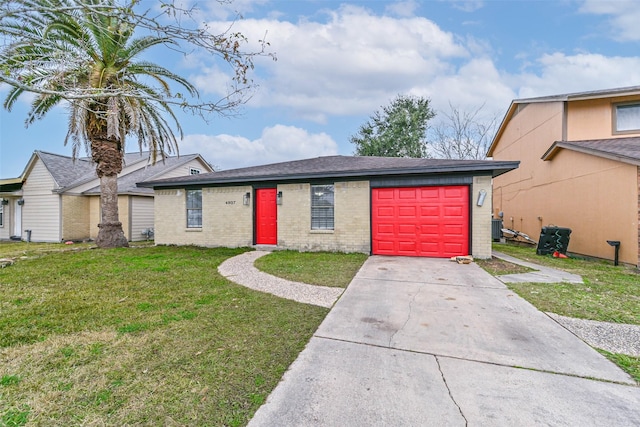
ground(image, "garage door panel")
xmin=420 ymin=206 xmax=440 ymax=217
xmin=372 ymin=186 xmax=469 ymax=258
xmin=376 ymin=206 xmax=395 ymax=217
xmin=398 ymin=241 xmax=417 ymax=252
xmin=443 ymin=224 xmax=465 ymax=234
xmin=376 ymin=189 xmax=396 ymax=199
xmin=398 ymin=206 xmax=417 ymax=217
xmin=398 ymin=224 xmax=416 ymax=234
xmin=444 ymin=187 xmax=465 ymax=197
xmin=419 ymin=225 xmax=439 ymax=234
xmin=444 ymin=206 xmax=464 ymax=217
xmin=398 ymin=188 xmax=418 ymax=199
xmin=420 ymin=188 xmax=440 ymax=198
xmin=376 ymin=223 xmax=395 ymax=233
xmin=444 ymin=243 xmax=465 ymax=253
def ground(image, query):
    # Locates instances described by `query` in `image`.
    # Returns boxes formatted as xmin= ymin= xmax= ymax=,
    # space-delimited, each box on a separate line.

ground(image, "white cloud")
xmin=515 ymin=53 xmax=640 ymax=98
xmin=579 ymin=0 xmax=640 ymax=41
xmin=422 ymin=57 xmax=515 ymax=115
xmin=182 ymin=2 xmax=640 ymax=131
xmin=179 ymin=124 xmax=338 ymax=170
xmin=385 ymin=1 xmax=420 ymax=17
xmin=198 ymin=5 xmax=468 ymax=119
xmin=166 ymin=0 xmax=269 ymax=21
xmin=447 ymin=1 xmax=485 ymax=13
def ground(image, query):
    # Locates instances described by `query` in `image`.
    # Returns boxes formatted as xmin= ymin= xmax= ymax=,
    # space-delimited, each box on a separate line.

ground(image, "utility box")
xmin=536 ymin=226 xmax=571 ymax=255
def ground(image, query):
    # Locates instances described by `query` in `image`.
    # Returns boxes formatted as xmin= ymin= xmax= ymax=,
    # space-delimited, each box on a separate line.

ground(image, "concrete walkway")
xmin=218 ymin=250 xmax=343 ymax=308
xmin=247 ymin=256 xmax=639 ymax=426
xmin=492 ymin=250 xmax=584 ymax=283
xmin=492 ymin=250 xmax=640 ymax=356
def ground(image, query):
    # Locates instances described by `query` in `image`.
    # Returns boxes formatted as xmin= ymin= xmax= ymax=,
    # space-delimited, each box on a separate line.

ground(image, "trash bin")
xmin=25 ymin=229 xmax=32 ymax=242
xmin=536 ymin=226 xmax=571 ymax=255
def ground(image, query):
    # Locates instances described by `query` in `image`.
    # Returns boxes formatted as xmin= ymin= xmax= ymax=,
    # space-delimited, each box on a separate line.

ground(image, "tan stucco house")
xmin=0 ymin=150 xmax=212 ymax=242
xmin=140 ymin=155 xmax=518 ymax=259
xmin=488 ymin=86 xmax=640 ymax=267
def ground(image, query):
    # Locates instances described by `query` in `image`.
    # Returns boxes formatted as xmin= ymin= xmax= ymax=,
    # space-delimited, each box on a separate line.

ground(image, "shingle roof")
xmin=541 ymin=136 xmax=640 ymax=166
xmin=83 ymin=154 xmax=202 ymax=195
xmin=139 ymin=155 xmax=520 ymax=188
xmin=36 ymin=151 xmax=96 ymax=188
xmin=514 ymin=85 xmax=640 ymax=104
xmin=32 ymin=151 xmax=206 ymax=194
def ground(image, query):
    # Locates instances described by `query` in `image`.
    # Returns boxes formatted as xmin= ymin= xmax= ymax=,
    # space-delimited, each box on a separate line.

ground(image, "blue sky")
xmin=2 ymin=0 xmax=640 ymax=177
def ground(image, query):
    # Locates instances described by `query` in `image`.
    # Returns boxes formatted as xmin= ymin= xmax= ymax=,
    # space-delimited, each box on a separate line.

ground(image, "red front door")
xmin=256 ymin=188 xmax=277 ymax=245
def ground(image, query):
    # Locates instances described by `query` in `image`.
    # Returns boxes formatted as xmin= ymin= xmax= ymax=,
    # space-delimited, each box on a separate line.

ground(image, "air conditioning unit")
xmin=491 ymin=219 xmax=503 ymax=241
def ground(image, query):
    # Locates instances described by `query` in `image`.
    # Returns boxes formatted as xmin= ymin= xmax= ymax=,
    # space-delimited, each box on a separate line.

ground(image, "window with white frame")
xmin=190 ymin=168 xmax=201 ymax=175
xmin=311 ymin=184 xmax=334 ymax=230
xmin=186 ymin=189 xmax=202 ymax=228
xmin=614 ymin=103 xmax=640 ymax=133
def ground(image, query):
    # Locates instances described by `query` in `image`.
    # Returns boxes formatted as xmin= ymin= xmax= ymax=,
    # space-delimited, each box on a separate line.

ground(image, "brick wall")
xmin=61 ymin=195 xmax=90 ymax=241
xmin=153 ymin=178 xmax=493 ymax=258
xmin=471 ymin=176 xmax=493 ymax=259
xmin=277 ymin=181 xmax=371 ymax=253
xmin=154 ymin=186 xmax=253 ymax=247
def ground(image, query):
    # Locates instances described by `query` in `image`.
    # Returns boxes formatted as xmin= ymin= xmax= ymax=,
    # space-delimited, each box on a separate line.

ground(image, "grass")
xmin=254 ymin=250 xmax=369 ymax=288
xmin=490 ymin=243 xmax=640 ymax=325
xmin=0 ymin=240 xmax=152 ymax=263
xmin=0 ymin=244 xmax=337 ymax=426
xmin=598 ymin=350 xmax=640 ymax=383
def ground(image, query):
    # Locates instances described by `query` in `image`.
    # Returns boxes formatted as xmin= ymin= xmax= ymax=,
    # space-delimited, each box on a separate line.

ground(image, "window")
xmin=614 ymin=103 xmax=640 ymax=133
xmin=186 ymin=189 xmax=202 ymax=228
xmin=311 ymin=184 xmax=334 ymax=230
xmin=0 ymin=204 xmax=3 ymax=227
xmin=190 ymin=168 xmax=201 ymax=175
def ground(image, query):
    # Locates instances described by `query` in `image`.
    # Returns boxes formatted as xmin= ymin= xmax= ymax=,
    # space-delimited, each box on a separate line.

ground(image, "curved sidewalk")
xmin=217 ymin=250 xmax=343 ymax=308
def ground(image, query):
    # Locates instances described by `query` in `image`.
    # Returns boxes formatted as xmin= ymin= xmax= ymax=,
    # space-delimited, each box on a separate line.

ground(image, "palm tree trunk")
xmin=96 ymin=173 xmax=128 ymax=248
xmin=92 ymin=137 xmax=129 ymax=248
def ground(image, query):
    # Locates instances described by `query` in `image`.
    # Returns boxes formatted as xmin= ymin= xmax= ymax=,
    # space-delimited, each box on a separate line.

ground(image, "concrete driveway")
xmin=249 ymin=256 xmax=640 ymax=426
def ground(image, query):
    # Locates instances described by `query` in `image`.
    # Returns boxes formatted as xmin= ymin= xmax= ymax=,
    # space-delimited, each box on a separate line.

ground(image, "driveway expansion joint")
xmin=313 ymin=335 xmax=637 ymax=386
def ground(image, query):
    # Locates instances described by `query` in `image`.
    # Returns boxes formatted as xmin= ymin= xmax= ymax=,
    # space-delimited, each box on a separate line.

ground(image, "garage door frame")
xmin=370 ymin=176 xmax=473 ymax=257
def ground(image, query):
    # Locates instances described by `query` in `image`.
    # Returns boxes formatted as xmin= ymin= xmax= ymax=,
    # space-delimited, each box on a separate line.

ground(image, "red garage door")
xmin=372 ymin=186 xmax=469 ymax=257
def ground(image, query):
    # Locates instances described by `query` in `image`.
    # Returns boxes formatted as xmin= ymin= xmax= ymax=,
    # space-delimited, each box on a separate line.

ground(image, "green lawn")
xmin=0 ymin=244 xmax=332 ymax=426
xmin=491 ymin=243 xmax=640 ymax=325
xmin=254 ymin=250 xmax=368 ymax=288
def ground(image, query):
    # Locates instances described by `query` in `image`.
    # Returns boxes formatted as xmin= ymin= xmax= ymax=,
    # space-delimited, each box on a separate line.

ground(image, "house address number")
xmin=225 ymin=201 xmax=236 ymax=205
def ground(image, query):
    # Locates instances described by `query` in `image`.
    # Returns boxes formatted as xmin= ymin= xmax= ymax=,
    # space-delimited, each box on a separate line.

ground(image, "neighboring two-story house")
xmin=0 ymin=150 xmax=213 ymax=242
xmin=488 ymin=86 xmax=640 ymax=267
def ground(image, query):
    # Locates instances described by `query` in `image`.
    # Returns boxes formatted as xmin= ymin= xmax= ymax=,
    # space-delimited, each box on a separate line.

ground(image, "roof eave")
xmin=487 ymin=102 xmax=518 ymax=157
xmin=139 ymin=161 xmax=520 ymax=189
xmin=542 ymin=141 xmax=640 ymax=166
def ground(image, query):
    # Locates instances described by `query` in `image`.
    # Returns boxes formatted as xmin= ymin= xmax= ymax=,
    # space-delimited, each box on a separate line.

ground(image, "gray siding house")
xmin=0 ymin=151 xmax=213 ymax=242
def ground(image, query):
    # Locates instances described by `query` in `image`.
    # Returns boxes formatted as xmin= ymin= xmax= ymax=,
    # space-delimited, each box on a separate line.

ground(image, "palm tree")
xmin=1 ymin=0 xmax=198 ymax=247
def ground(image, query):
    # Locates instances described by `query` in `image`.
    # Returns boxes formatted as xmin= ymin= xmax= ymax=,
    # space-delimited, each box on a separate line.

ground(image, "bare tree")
xmin=428 ymin=103 xmax=498 ymax=160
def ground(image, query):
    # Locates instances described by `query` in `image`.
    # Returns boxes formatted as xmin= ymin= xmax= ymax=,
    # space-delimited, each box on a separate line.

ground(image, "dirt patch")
xmin=476 ymin=257 xmax=534 ymax=276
